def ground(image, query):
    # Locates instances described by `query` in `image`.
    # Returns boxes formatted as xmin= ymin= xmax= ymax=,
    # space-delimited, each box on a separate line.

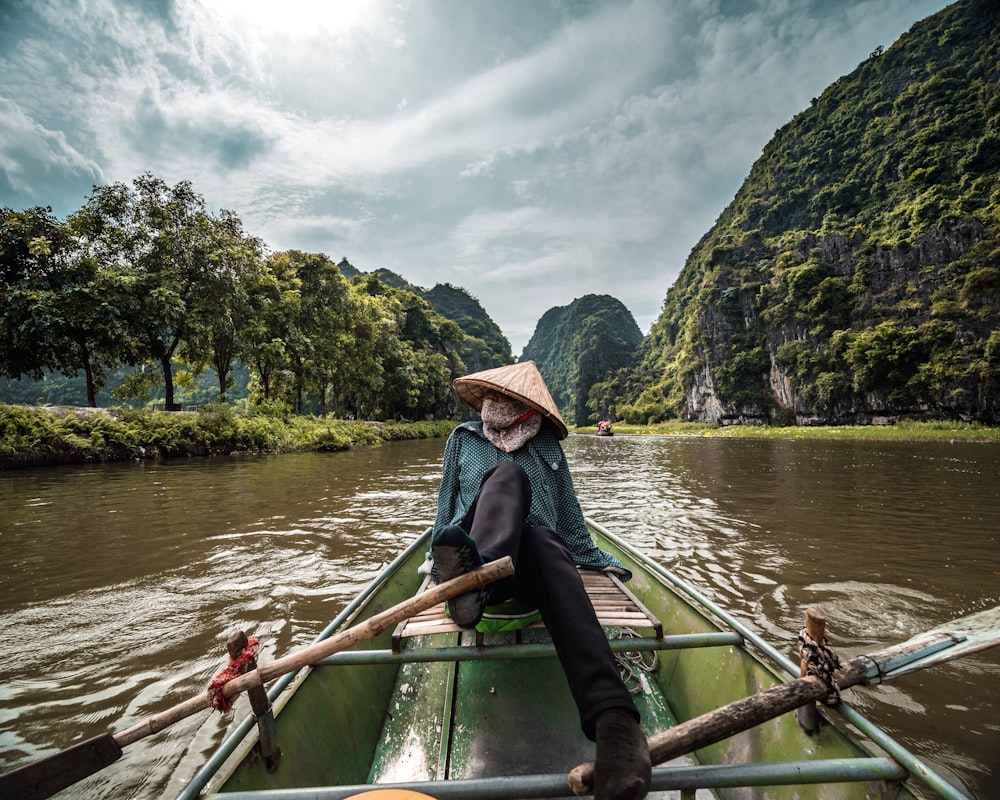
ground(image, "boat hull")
xmin=195 ymin=524 xmax=926 ymax=800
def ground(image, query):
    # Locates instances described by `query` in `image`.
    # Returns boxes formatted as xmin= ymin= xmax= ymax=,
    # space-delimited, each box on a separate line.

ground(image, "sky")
xmin=0 ymin=0 xmax=953 ymax=355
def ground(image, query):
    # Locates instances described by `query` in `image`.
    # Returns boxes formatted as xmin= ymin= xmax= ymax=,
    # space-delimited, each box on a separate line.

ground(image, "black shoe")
xmin=594 ymin=709 xmax=651 ymax=800
xmin=431 ymin=524 xmax=488 ymax=629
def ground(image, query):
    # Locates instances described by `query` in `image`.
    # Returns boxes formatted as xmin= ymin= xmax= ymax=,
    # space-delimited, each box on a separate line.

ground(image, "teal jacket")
xmin=433 ymin=421 xmax=630 ymax=577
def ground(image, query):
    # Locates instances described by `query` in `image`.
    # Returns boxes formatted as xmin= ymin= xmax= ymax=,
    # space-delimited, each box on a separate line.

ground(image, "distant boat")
xmin=596 ymin=421 xmax=613 ymax=436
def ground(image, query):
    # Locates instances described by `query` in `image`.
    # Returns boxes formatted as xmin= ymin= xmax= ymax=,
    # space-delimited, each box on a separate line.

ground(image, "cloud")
xmin=0 ymin=98 xmax=103 ymax=207
xmin=0 ymin=0 xmax=953 ymax=354
xmin=124 ymin=86 xmax=278 ymax=171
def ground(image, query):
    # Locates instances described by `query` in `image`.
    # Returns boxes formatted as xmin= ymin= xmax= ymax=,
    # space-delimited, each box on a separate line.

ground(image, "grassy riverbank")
xmin=4 ymin=404 xmax=997 ymax=470
xmin=0 ymin=404 xmax=457 ymax=470
xmin=577 ymin=420 xmax=1000 ymax=442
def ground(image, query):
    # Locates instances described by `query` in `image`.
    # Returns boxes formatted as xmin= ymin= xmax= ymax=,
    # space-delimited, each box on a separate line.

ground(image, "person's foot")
xmin=431 ymin=524 xmax=488 ymax=628
xmin=594 ymin=709 xmax=651 ymax=800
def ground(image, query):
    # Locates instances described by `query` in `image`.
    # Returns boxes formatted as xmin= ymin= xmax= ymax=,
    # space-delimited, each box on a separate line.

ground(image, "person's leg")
xmin=512 ymin=525 xmax=634 ymax=730
xmin=435 ymin=466 xmax=649 ymax=799
xmin=453 ymin=467 xmax=641 ymax=733
xmin=514 ymin=526 xmax=651 ymax=800
xmin=432 ymin=461 xmax=531 ymax=625
xmin=460 ymin=460 xmax=531 ymax=601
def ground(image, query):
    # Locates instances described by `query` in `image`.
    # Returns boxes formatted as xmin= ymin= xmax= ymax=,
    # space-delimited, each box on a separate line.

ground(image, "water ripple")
xmin=1 ymin=439 xmax=997 ymax=799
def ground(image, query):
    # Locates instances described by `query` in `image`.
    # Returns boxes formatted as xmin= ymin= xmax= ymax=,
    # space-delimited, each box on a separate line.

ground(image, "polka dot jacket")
xmin=433 ymin=421 xmax=630 ymax=578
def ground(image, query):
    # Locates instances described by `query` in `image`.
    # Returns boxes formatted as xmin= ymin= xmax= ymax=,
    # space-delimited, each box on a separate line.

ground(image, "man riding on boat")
xmin=428 ymin=361 xmax=651 ymax=800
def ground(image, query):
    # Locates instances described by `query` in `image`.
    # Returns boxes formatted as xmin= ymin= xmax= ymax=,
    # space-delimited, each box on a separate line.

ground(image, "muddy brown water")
xmin=1 ymin=434 xmax=997 ymax=798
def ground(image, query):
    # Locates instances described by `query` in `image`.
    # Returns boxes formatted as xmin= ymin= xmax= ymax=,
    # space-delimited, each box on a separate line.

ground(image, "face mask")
xmin=481 ymin=396 xmax=542 ymax=452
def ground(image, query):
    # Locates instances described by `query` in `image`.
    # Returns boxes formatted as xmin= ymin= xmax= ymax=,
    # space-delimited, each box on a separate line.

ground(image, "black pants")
xmin=459 ymin=461 xmax=639 ymax=740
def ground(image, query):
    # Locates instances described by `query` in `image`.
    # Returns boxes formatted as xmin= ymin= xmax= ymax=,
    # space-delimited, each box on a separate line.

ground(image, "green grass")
xmin=5 ymin=403 xmax=996 ymax=471
xmin=576 ymin=420 xmax=1000 ymax=442
xmin=0 ymin=404 xmax=458 ymax=469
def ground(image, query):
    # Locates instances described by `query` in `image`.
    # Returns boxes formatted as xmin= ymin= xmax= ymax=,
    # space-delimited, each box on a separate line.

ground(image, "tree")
xmin=78 ymin=174 xmax=249 ymax=410
xmin=352 ymin=274 xmax=465 ymax=419
xmin=0 ymin=206 xmax=135 ymax=406
xmin=241 ymin=254 xmax=292 ymax=406
xmin=178 ymin=210 xmax=266 ymax=403
xmin=257 ymin=251 xmax=356 ymax=414
xmin=0 ymin=206 xmax=72 ymax=382
xmin=337 ymin=287 xmax=394 ymax=418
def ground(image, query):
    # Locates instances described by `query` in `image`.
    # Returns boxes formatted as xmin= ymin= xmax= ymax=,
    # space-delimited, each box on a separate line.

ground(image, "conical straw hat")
xmin=453 ymin=361 xmax=568 ymax=439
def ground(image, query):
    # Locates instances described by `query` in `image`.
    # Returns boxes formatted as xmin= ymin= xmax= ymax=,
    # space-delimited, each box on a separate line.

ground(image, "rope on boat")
xmin=207 ymin=636 xmax=260 ymax=712
xmin=609 ymin=627 xmax=658 ymax=694
xmin=797 ymin=626 xmax=842 ymax=705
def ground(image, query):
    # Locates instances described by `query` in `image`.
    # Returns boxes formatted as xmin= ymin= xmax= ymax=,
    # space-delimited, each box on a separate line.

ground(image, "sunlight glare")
xmin=206 ymin=0 xmax=372 ymax=38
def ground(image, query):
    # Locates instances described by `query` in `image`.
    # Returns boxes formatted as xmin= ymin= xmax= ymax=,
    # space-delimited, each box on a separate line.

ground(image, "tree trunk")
xmin=213 ymin=347 xmax=233 ymax=404
xmin=78 ymin=342 xmax=97 ymax=408
xmin=217 ymin=366 xmax=229 ymax=404
xmin=254 ymin=358 xmax=271 ymax=400
xmin=161 ymin=354 xmax=180 ymax=411
xmin=293 ymin=358 xmax=305 ymax=414
xmin=84 ymin=360 xmax=97 ymax=408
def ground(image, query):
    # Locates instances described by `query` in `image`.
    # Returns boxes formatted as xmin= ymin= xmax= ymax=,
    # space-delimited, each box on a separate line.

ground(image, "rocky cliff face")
xmin=624 ymin=0 xmax=1000 ymax=426
xmin=683 ymin=218 xmax=997 ymax=425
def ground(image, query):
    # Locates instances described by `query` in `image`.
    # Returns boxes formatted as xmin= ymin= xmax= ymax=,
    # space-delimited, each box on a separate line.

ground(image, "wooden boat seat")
xmin=392 ymin=569 xmax=663 ymax=653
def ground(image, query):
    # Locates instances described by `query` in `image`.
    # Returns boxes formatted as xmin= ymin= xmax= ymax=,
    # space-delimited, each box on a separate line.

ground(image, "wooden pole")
xmin=800 ymin=608 xmax=827 ymax=674
xmin=112 ymin=555 xmax=513 ymax=746
xmin=227 ymin=631 xmax=281 ymax=771
xmin=796 ymin=607 xmax=826 ymax=733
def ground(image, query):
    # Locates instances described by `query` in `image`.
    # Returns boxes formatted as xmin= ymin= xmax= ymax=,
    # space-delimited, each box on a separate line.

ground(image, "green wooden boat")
xmin=177 ymin=520 xmax=975 ymax=800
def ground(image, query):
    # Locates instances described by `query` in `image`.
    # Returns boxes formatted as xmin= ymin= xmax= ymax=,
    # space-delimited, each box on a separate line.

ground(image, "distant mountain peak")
xmin=521 ymin=294 xmax=642 ymax=425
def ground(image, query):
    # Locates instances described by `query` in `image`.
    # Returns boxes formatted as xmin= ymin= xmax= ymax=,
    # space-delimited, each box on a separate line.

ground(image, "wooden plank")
xmin=392 ymin=569 xmax=663 ymax=650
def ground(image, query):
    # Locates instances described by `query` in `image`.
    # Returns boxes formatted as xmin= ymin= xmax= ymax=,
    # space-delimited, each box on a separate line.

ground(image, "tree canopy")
xmin=0 ymin=175 xmax=501 ymax=420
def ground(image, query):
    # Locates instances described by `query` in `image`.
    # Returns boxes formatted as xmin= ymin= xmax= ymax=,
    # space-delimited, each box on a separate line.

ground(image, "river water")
xmin=1 ymin=434 xmax=997 ymax=799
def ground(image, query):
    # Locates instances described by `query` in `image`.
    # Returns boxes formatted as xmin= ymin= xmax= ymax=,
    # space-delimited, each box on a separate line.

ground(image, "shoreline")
xmin=0 ymin=404 xmax=457 ymax=471
xmin=574 ymin=420 xmax=1000 ymax=443
xmin=3 ymin=404 xmax=997 ymax=471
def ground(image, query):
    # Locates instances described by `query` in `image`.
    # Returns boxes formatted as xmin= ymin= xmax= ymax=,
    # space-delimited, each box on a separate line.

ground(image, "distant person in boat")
xmin=597 ymin=420 xmax=613 ymax=435
xmin=429 ymin=360 xmax=651 ymax=800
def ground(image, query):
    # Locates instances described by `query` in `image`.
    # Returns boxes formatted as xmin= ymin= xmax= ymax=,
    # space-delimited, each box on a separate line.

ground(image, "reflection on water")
xmin=1 ymin=435 xmax=997 ymax=799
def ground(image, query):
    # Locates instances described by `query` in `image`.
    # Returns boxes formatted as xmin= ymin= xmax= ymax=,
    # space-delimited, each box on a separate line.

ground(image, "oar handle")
xmin=227 ymin=555 xmax=513 ymax=694
xmin=3 ymin=556 xmax=513 ymax=800
xmin=568 ymin=657 xmax=869 ymax=795
xmin=112 ymin=555 xmax=513 ymax=746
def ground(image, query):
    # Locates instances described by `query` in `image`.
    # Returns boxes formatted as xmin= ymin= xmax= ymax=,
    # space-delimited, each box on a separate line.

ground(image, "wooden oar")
xmin=569 ymin=604 xmax=1000 ymax=795
xmin=0 ymin=556 xmax=514 ymax=800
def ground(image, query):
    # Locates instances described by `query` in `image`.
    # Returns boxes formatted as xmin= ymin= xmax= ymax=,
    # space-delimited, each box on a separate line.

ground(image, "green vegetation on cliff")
xmin=423 ymin=283 xmax=513 ymax=372
xmin=350 ymin=269 xmax=512 ymax=372
xmin=622 ymin=0 xmax=1000 ymax=425
xmin=520 ymin=294 xmax=643 ymax=425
